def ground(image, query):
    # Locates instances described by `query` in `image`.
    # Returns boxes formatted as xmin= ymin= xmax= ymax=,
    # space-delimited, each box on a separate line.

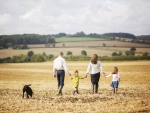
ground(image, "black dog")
xmin=22 ymin=84 xmax=33 ymax=98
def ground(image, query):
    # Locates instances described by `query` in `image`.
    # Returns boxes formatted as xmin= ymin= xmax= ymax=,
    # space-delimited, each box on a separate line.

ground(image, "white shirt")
xmin=53 ymin=55 xmax=70 ymax=75
xmin=105 ymin=73 xmax=120 ymax=81
xmin=86 ymin=61 xmax=105 ymax=74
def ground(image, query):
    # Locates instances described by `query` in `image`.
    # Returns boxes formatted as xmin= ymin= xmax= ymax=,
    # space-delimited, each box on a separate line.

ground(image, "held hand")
xmin=54 ymin=75 xmax=56 ymax=78
xmin=103 ymin=73 xmax=106 ymax=76
xmin=84 ymin=74 xmax=87 ymax=78
xmin=103 ymin=73 xmax=106 ymax=78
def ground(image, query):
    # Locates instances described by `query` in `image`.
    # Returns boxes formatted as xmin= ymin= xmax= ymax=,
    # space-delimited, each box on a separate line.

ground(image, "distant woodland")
xmin=0 ymin=32 xmax=150 ymax=48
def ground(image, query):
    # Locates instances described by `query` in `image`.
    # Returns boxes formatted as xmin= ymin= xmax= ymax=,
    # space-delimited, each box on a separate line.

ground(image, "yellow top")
xmin=71 ymin=75 xmax=83 ymax=88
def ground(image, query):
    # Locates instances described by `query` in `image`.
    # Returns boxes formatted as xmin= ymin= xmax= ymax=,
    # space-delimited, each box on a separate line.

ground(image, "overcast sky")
xmin=0 ymin=0 xmax=150 ymax=35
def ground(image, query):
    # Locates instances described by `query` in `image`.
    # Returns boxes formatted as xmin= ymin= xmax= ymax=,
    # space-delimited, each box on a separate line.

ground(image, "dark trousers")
xmin=57 ymin=70 xmax=65 ymax=88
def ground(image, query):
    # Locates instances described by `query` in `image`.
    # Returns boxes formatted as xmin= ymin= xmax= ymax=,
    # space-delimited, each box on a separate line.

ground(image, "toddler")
xmin=71 ymin=70 xmax=84 ymax=95
xmin=105 ymin=67 xmax=120 ymax=94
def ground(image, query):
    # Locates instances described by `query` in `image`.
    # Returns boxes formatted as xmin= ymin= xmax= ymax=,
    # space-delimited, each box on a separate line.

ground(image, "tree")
xmin=142 ymin=52 xmax=148 ymax=57
xmin=103 ymin=43 xmax=106 ymax=47
xmin=21 ymin=44 xmax=28 ymax=49
xmin=81 ymin=50 xmax=87 ymax=56
xmin=131 ymin=51 xmax=135 ymax=56
xmin=42 ymin=52 xmax=48 ymax=60
xmin=27 ymin=51 xmax=34 ymax=57
xmin=66 ymin=51 xmax=72 ymax=55
xmin=19 ymin=54 xmax=28 ymax=62
xmin=9 ymin=56 xmax=18 ymax=63
xmin=30 ymin=54 xmax=44 ymax=62
xmin=58 ymin=33 xmax=66 ymax=37
xmin=118 ymin=51 xmax=123 ymax=56
xmin=130 ymin=47 xmax=136 ymax=52
xmin=52 ymin=43 xmax=55 ymax=47
xmin=125 ymin=51 xmax=135 ymax=56
xmin=7 ymin=43 xmax=12 ymax=48
xmin=111 ymin=52 xmax=117 ymax=56
xmin=45 ymin=44 xmax=50 ymax=48
xmin=63 ymin=43 xmax=65 ymax=47
xmin=48 ymin=54 xmax=54 ymax=59
xmin=36 ymin=54 xmax=45 ymax=62
xmin=74 ymin=31 xmax=86 ymax=37
xmin=112 ymin=37 xmax=115 ymax=40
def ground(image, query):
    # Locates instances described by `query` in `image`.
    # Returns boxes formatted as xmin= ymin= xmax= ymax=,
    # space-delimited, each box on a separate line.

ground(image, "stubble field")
xmin=0 ymin=61 xmax=150 ymax=113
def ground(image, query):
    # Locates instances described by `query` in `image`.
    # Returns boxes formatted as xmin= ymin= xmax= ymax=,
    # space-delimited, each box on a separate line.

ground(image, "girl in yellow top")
xmin=71 ymin=70 xmax=84 ymax=95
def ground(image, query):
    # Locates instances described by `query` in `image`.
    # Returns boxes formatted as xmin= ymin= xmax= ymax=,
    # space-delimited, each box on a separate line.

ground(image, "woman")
xmin=85 ymin=54 xmax=105 ymax=94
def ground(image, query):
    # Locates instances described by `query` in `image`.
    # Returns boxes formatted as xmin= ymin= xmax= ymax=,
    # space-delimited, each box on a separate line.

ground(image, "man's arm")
xmin=53 ymin=60 xmax=56 ymax=78
xmin=62 ymin=59 xmax=71 ymax=76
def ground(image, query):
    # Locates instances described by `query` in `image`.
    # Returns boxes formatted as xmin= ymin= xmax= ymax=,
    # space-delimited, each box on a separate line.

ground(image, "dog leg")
xmin=22 ymin=91 xmax=25 ymax=98
xmin=27 ymin=93 xmax=29 ymax=98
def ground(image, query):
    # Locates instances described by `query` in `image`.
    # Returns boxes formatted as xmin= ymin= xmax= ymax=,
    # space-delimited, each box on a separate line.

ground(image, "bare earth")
xmin=0 ymin=61 xmax=150 ymax=113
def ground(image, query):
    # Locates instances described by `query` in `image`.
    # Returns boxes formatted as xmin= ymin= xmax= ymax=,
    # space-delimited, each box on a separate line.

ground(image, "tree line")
xmin=0 ymin=32 xmax=149 ymax=49
xmin=0 ymin=34 xmax=55 ymax=48
xmin=0 ymin=49 xmax=149 ymax=63
xmin=58 ymin=31 xmax=136 ymax=39
xmin=136 ymin=35 xmax=150 ymax=41
xmin=1 ymin=54 xmax=150 ymax=63
xmin=101 ymin=33 xmax=136 ymax=39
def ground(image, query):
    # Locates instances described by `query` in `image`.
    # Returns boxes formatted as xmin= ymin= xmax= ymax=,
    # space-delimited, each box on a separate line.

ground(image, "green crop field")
xmin=55 ymin=37 xmax=107 ymax=42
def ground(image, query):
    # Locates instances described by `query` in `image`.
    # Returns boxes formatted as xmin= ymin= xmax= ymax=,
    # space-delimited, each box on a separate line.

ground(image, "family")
xmin=53 ymin=52 xmax=120 ymax=96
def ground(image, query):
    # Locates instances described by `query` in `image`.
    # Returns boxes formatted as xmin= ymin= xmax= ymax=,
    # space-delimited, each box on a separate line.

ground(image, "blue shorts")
xmin=110 ymin=81 xmax=119 ymax=88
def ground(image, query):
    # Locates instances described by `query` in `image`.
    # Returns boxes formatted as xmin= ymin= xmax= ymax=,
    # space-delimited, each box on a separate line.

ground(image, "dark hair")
xmin=74 ymin=70 xmax=78 ymax=73
xmin=91 ymin=54 xmax=98 ymax=64
xmin=112 ymin=67 xmax=118 ymax=74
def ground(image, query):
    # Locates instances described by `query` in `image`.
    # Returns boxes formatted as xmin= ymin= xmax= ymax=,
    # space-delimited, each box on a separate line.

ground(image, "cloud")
xmin=0 ymin=0 xmax=150 ymax=35
xmin=0 ymin=13 xmax=14 ymax=25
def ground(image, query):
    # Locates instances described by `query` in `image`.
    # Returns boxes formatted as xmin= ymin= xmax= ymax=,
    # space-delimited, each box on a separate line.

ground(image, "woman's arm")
xmin=84 ymin=62 xmax=91 ymax=78
xmin=86 ymin=62 xmax=91 ymax=74
xmin=99 ymin=61 xmax=105 ymax=75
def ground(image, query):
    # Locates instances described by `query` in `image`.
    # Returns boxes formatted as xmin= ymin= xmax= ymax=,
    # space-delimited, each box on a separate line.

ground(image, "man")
xmin=53 ymin=52 xmax=71 ymax=96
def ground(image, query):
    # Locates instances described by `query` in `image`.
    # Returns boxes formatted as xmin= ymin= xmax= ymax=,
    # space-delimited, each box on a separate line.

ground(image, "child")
xmin=105 ymin=67 xmax=120 ymax=94
xmin=71 ymin=70 xmax=84 ymax=95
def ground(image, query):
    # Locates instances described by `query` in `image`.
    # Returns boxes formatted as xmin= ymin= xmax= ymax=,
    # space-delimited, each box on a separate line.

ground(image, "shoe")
xmin=72 ymin=90 xmax=75 ymax=95
xmin=58 ymin=86 xmax=63 ymax=96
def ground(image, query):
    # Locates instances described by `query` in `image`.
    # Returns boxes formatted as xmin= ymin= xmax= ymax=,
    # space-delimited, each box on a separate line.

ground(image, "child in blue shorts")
xmin=105 ymin=67 xmax=120 ymax=94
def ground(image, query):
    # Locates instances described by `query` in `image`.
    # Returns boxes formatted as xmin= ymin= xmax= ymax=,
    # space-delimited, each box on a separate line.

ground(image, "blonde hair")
xmin=112 ymin=67 xmax=118 ymax=74
xmin=91 ymin=54 xmax=98 ymax=64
